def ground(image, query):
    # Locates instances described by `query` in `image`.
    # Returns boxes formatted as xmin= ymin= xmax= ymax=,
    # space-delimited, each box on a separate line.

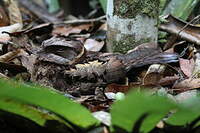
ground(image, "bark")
xmin=106 ymin=0 xmax=160 ymax=54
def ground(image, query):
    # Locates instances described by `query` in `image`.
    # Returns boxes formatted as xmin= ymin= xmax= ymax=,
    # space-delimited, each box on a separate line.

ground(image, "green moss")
xmin=112 ymin=40 xmax=135 ymax=54
xmin=114 ymin=0 xmax=159 ymax=18
xmin=111 ymin=35 xmax=152 ymax=54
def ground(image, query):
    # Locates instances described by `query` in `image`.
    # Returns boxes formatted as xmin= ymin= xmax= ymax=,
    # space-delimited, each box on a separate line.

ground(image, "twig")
xmin=178 ymin=15 xmax=200 ymax=35
xmin=159 ymin=15 xmax=200 ymax=45
xmin=56 ymin=15 xmax=106 ymax=25
xmin=69 ymin=34 xmax=90 ymax=38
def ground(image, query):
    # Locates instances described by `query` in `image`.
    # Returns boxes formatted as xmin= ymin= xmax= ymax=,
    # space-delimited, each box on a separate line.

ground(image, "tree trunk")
xmin=106 ymin=0 xmax=160 ymax=54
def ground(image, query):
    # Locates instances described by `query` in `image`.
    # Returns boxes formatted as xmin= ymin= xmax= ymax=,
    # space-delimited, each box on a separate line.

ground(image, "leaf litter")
xmin=0 ymin=1 xmax=200 ymax=132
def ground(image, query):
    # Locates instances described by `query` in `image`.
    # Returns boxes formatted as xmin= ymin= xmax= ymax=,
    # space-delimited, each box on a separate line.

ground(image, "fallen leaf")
xmin=84 ymin=39 xmax=104 ymax=52
xmin=179 ymin=58 xmax=194 ymax=77
xmin=39 ymin=36 xmax=85 ymax=65
xmin=160 ymin=15 xmax=200 ymax=45
xmin=52 ymin=23 xmax=93 ymax=36
xmin=106 ymin=83 xmax=129 ymax=93
xmin=173 ymin=78 xmax=200 ymax=91
xmin=143 ymin=64 xmax=166 ymax=86
xmin=192 ymin=53 xmax=200 ymax=78
xmin=158 ymin=75 xmax=179 ymax=86
xmin=0 ymin=49 xmax=24 ymax=62
xmin=5 ymin=0 xmax=23 ymax=26
xmin=0 ymin=5 xmax=9 ymax=26
xmin=0 ymin=23 xmax=22 ymax=42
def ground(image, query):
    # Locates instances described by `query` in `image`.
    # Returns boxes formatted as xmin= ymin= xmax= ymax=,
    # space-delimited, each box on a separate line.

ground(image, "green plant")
xmin=161 ymin=0 xmax=200 ymax=20
xmin=0 ymin=78 xmax=200 ymax=133
xmin=111 ymin=91 xmax=176 ymax=133
xmin=111 ymin=91 xmax=200 ymax=133
xmin=99 ymin=0 xmax=107 ymax=13
xmin=99 ymin=0 xmax=200 ymax=20
xmin=0 ymin=79 xmax=99 ymax=132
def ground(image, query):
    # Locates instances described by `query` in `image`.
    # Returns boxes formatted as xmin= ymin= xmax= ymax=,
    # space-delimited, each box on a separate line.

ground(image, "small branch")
xmin=178 ymin=15 xmax=200 ymax=35
xmin=159 ymin=15 xmax=200 ymax=45
xmin=56 ymin=15 xmax=106 ymax=25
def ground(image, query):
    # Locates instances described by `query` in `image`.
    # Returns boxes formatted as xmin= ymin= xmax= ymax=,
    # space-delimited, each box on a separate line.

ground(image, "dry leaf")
xmin=143 ymin=64 xmax=166 ymax=85
xmin=39 ymin=36 xmax=85 ymax=65
xmin=173 ymin=78 xmax=200 ymax=91
xmin=0 ymin=5 xmax=9 ymax=26
xmin=52 ymin=23 xmax=93 ymax=36
xmin=179 ymin=58 xmax=194 ymax=77
xmin=192 ymin=53 xmax=200 ymax=78
xmin=0 ymin=49 xmax=23 ymax=62
xmin=4 ymin=0 xmax=23 ymax=26
xmin=0 ymin=23 xmax=22 ymax=41
xmin=160 ymin=15 xmax=200 ymax=45
xmin=158 ymin=75 xmax=179 ymax=86
xmin=106 ymin=83 xmax=129 ymax=93
xmin=84 ymin=39 xmax=104 ymax=52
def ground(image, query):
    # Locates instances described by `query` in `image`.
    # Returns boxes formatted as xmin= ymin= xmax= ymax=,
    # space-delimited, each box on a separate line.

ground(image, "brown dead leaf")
xmin=179 ymin=58 xmax=194 ymax=77
xmin=0 ymin=23 xmax=22 ymax=42
xmin=163 ymin=35 xmax=178 ymax=50
xmin=9 ymin=23 xmax=53 ymax=52
xmin=173 ymin=78 xmax=200 ymax=91
xmin=39 ymin=36 xmax=85 ymax=65
xmin=84 ymin=39 xmax=104 ymax=52
xmin=0 ymin=5 xmax=9 ymax=26
xmin=0 ymin=49 xmax=23 ymax=62
xmin=106 ymin=83 xmax=129 ymax=93
xmin=143 ymin=64 xmax=166 ymax=86
xmin=98 ymin=23 xmax=107 ymax=31
xmin=83 ymin=102 xmax=109 ymax=112
xmin=25 ymin=23 xmax=53 ymax=35
xmin=143 ymin=72 xmax=162 ymax=86
xmin=192 ymin=53 xmax=200 ymax=78
xmin=160 ymin=15 xmax=200 ymax=45
xmin=52 ymin=23 xmax=93 ymax=36
xmin=158 ymin=75 xmax=179 ymax=86
xmin=5 ymin=0 xmax=23 ymax=26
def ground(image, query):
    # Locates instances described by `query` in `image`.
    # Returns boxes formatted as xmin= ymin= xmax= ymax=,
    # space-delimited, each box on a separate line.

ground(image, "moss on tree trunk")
xmin=107 ymin=0 xmax=159 ymax=54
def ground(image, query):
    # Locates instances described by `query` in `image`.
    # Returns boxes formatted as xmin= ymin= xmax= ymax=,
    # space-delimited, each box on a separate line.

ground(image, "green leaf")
xmin=0 ymin=79 xmax=99 ymax=128
xmin=111 ymin=91 xmax=176 ymax=133
xmin=167 ymin=97 xmax=200 ymax=126
xmin=0 ymin=98 xmax=70 ymax=127
xmin=160 ymin=0 xmax=170 ymax=12
xmin=99 ymin=0 xmax=107 ymax=13
xmin=46 ymin=0 xmax=60 ymax=13
xmin=161 ymin=0 xmax=200 ymax=20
